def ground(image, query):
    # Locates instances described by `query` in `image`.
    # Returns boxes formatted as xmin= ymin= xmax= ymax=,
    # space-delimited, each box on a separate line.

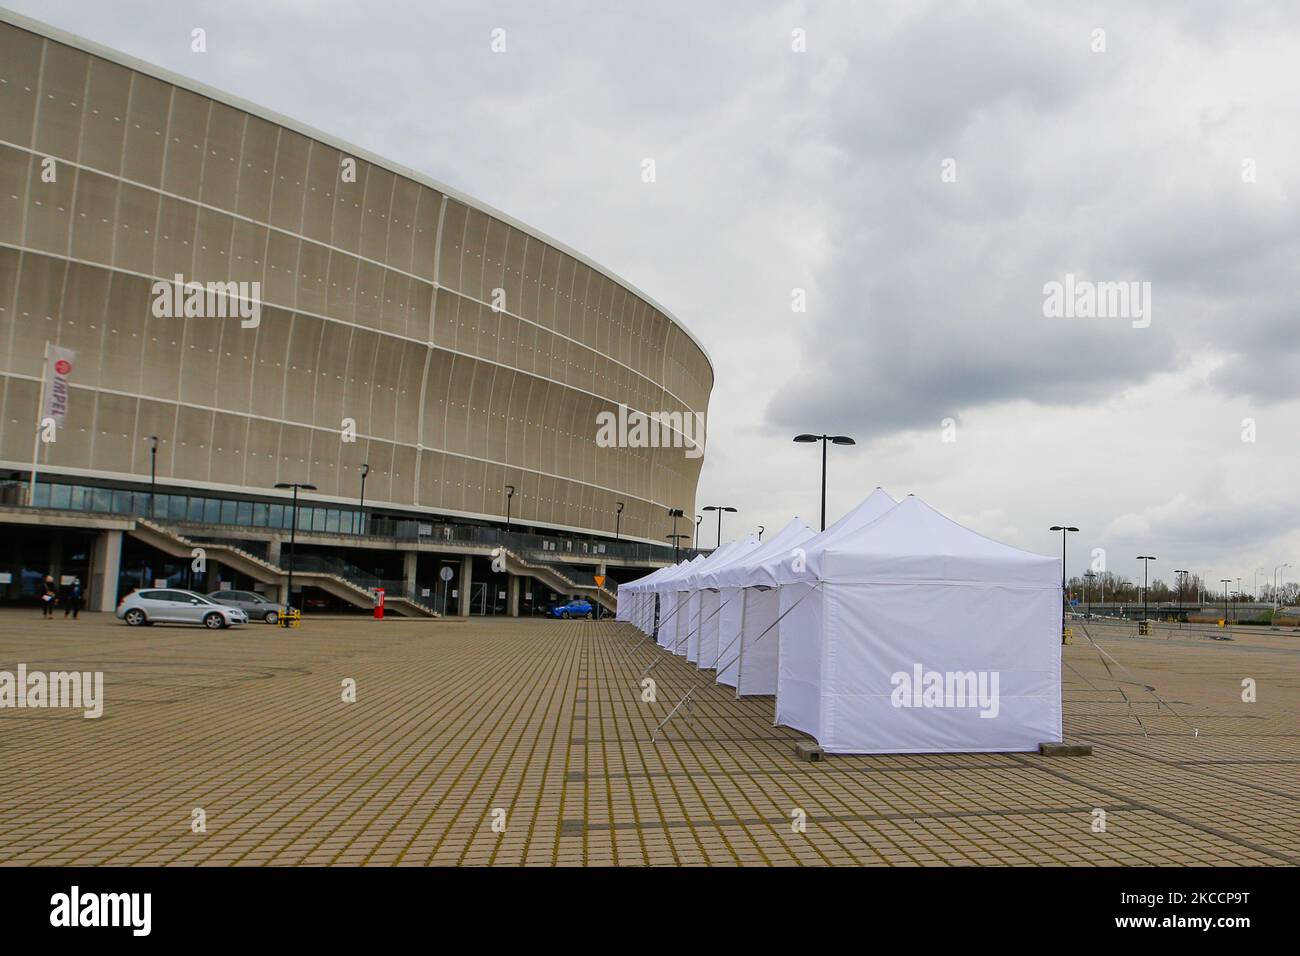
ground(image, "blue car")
xmin=550 ymin=599 xmax=594 ymax=620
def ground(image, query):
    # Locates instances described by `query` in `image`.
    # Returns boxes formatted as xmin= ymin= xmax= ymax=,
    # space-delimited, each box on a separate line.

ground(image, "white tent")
xmin=687 ymin=536 xmax=763 ymax=669
xmin=674 ymin=541 xmax=750 ymax=660
xmin=656 ymin=555 xmax=706 ymax=648
xmin=775 ymin=494 xmax=1062 ymax=754
xmin=705 ymin=516 xmax=816 ymax=690
xmin=618 ymin=563 xmax=675 ymax=631
xmin=734 ymin=490 xmax=899 ymax=696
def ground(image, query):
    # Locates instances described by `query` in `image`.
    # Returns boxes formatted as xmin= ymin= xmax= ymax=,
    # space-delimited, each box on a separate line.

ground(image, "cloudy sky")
xmin=11 ymin=0 xmax=1298 ymax=593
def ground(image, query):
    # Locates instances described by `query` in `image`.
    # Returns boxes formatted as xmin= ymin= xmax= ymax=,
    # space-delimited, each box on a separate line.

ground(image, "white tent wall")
xmin=697 ymin=589 xmax=724 ymax=668
xmin=636 ymin=592 xmax=652 ymax=633
xmin=817 ymin=581 xmax=1062 ymax=753
xmin=657 ymin=591 xmax=678 ymax=646
xmin=681 ymin=591 xmax=702 ymax=659
xmin=734 ymin=586 xmax=781 ymax=695
xmin=714 ymin=587 xmax=745 ymax=686
xmin=712 ymin=587 xmax=743 ymax=676
xmin=673 ymin=591 xmax=697 ymax=656
xmin=774 ymin=581 xmax=825 ymax=733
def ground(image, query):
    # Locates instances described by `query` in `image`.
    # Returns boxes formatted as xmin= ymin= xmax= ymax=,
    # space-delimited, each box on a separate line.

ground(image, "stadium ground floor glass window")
xmin=29 ymin=480 xmax=365 ymax=535
xmin=0 ymin=527 xmax=95 ymax=606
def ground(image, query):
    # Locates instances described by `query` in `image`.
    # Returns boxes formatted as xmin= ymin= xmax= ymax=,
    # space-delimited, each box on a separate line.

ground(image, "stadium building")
xmin=0 ymin=11 xmax=712 ymax=616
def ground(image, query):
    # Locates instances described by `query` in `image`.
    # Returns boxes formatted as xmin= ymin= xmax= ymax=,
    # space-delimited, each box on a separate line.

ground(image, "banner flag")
xmin=42 ymin=345 xmax=75 ymax=425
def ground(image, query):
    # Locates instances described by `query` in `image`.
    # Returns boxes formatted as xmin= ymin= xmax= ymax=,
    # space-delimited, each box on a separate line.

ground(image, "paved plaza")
xmin=0 ymin=611 xmax=1296 ymax=866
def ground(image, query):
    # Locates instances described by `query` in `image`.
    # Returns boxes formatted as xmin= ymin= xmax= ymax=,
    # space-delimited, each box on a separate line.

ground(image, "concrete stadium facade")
xmin=0 ymin=11 xmax=713 ymax=557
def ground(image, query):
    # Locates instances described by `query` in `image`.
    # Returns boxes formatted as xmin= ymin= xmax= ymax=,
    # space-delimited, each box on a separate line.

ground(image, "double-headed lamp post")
xmin=1136 ymin=555 xmax=1156 ymax=622
xmin=1221 ymin=578 xmax=1232 ymax=624
xmin=1083 ymin=570 xmax=1097 ymax=617
xmin=1275 ymin=563 xmax=1292 ymax=609
xmin=274 ymin=482 xmax=317 ymax=614
xmin=1174 ymin=569 xmax=1188 ymax=618
xmin=1049 ymin=525 xmax=1078 ymax=635
xmin=701 ymin=505 xmax=737 ymax=549
xmin=667 ymin=533 xmax=688 ymax=563
xmin=667 ymin=508 xmax=684 ymax=560
xmin=794 ymin=433 xmax=855 ymax=531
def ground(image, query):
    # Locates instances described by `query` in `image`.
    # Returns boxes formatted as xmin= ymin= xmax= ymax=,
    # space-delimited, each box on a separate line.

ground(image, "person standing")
xmin=62 ymin=577 xmax=83 ymax=620
xmin=41 ymin=575 xmax=57 ymax=619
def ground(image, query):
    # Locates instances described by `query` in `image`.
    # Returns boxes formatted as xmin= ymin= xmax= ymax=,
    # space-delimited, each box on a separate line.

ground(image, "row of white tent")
xmin=616 ymin=489 xmax=1063 ymax=754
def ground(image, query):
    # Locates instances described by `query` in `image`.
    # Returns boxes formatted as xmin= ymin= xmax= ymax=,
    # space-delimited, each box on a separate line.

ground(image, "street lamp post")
xmin=793 ymin=433 xmax=855 ymax=531
xmin=1136 ymin=555 xmax=1156 ymax=623
xmin=1084 ymin=570 xmax=1097 ymax=618
xmin=503 ymin=484 xmax=515 ymax=534
xmin=694 ymin=514 xmax=702 ymax=549
xmin=668 ymin=508 xmax=684 ymax=560
xmin=666 ymin=533 xmax=688 ymax=563
xmin=274 ymin=482 xmax=317 ymax=615
xmin=1274 ymin=563 xmax=1292 ymax=609
xmin=1049 ymin=525 xmax=1079 ymax=636
xmin=701 ymin=505 xmax=737 ymax=549
xmin=1174 ymin=569 xmax=1188 ymax=620
xmin=148 ymin=435 xmax=158 ymax=519
xmin=614 ymin=501 xmax=624 ymax=541
xmin=757 ymin=525 xmax=765 ymax=541
xmin=358 ymin=462 xmax=369 ymax=535
xmin=1220 ymin=578 xmax=1232 ymax=624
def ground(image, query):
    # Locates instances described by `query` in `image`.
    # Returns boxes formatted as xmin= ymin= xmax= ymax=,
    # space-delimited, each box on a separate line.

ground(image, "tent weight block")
xmin=1038 ymin=742 xmax=1092 ymax=756
xmin=794 ymin=741 xmax=824 ymax=762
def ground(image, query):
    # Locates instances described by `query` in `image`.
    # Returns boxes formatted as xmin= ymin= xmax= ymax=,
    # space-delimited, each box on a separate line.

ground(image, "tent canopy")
xmin=760 ymin=488 xmax=898 ymax=586
xmin=809 ymin=495 xmax=1057 ymax=585
xmin=711 ymin=516 xmax=816 ymax=590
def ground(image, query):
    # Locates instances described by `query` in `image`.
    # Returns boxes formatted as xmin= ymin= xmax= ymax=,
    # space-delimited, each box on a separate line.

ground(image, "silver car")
xmin=116 ymin=588 xmax=248 ymax=629
xmin=207 ymin=589 xmax=286 ymax=624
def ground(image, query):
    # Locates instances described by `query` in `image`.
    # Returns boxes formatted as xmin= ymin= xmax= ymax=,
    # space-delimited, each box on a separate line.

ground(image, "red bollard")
xmin=374 ymin=587 xmax=385 ymax=620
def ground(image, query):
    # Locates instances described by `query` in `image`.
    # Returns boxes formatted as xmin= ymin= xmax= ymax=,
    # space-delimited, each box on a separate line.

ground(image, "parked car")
xmin=550 ymin=598 xmax=594 ymax=620
xmin=208 ymin=589 xmax=286 ymax=624
xmin=117 ymin=589 xmax=248 ymax=629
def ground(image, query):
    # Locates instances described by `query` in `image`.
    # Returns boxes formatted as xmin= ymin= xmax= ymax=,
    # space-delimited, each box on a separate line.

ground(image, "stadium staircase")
xmin=129 ymin=519 xmax=438 ymax=617
xmin=495 ymin=547 xmax=617 ymax=613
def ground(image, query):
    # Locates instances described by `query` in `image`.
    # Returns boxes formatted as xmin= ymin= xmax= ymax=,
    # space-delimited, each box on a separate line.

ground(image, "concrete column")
xmin=507 ymin=573 xmax=520 ymax=617
xmin=207 ymin=559 xmax=223 ymax=592
xmin=48 ymin=535 xmax=64 ymax=585
xmin=90 ymin=529 xmax=122 ymax=613
xmin=403 ymin=551 xmax=418 ymax=599
xmin=267 ymin=535 xmax=282 ymax=567
xmin=458 ymin=555 xmax=472 ymax=617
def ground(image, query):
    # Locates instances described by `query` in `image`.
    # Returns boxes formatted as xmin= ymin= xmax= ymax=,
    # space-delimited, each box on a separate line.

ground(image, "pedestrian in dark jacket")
xmin=62 ymin=578 xmax=83 ymax=619
xmin=41 ymin=575 xmax=57 ymax=618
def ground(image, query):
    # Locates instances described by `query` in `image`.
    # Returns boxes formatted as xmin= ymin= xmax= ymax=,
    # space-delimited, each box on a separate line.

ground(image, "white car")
xmin=116 ymin=588 xmax=248 ymax=629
